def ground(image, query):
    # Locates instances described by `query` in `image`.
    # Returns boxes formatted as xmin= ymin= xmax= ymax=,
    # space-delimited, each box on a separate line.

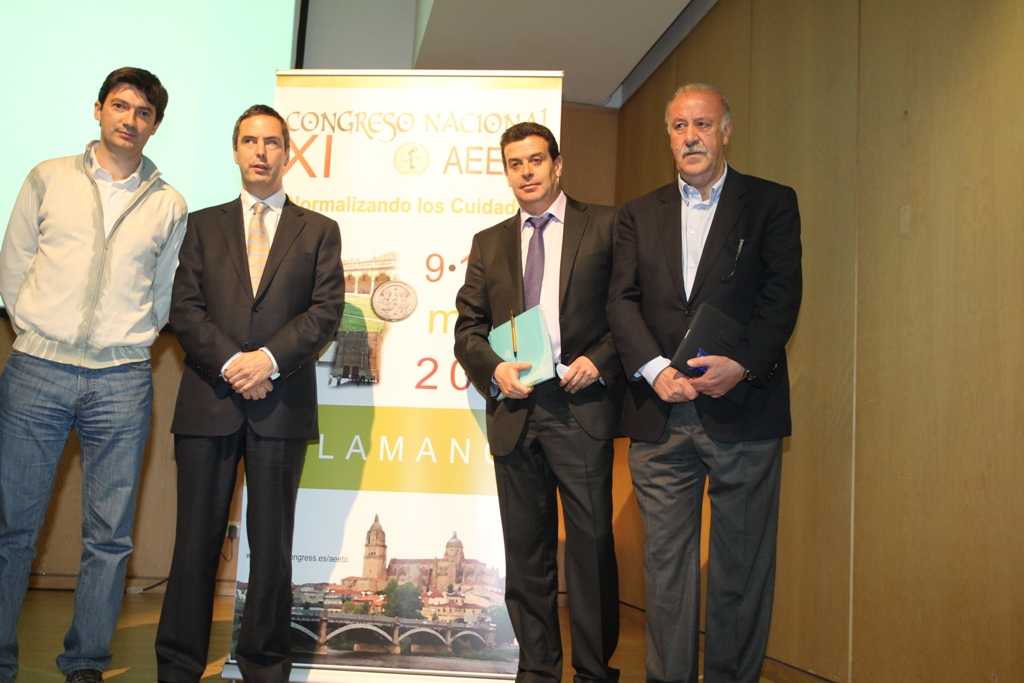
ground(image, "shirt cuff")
xmin=639 ymin=356 xmax=672 ymax=386
xmin=556 ymin=363 xmax=605 ymax=385
xmin=260 ymin=347 xmax=281 ymax=380
xmin=220 ymin=352 xmax=243 ymax=380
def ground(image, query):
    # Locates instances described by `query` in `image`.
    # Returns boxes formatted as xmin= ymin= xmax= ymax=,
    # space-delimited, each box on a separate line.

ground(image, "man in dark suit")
xmin=454 ymin=122 xmax=622 ymax=683
xmin=155 ymin=105 xmax=345 ymax=683
xmin=607 ymin=84 xmax=802 ymax=683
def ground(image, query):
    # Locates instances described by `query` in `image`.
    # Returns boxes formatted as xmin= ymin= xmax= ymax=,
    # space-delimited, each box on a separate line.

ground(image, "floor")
xmin=13 ymin=590 xmax=233 ymax=683
xmin=14 ymin=590 xmax=770 ymax=682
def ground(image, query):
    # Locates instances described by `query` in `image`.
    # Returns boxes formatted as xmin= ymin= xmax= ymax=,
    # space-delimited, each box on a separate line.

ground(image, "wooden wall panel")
xmin=0 ymin=322 xmax=242 ymax=593
xmin=673 ymin=0 xmax=753 ymax=172
xmin=126 ymin=334 xmax=244 ymax=591
xmin=611 ymin=438 xmax=646 ymax=611
xmin=125 ymin=332 xmax=184 ymax=579
xmin=0 ymin=317 xmax=90 ymax=585
xmin=0 ymin=321 xmax=12 ymax=361
xmin=615 ymin=53 xmax=678 ymax=205
xmin=855 ymin=0 xmax=1024 ymax=679
xmin=748 ymin=2 xmax=858 ymax=680
xmin=614 ymin=0 xmax=858 ymax=679
xmin=560 ymin=103 xmax=619 ymax=208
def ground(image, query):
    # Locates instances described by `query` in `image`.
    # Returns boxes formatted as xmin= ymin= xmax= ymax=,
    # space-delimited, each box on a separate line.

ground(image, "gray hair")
xmin=664 ymin=83 xmax=732 ymax=132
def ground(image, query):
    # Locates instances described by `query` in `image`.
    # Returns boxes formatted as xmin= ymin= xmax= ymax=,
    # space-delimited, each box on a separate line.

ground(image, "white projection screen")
xmin=0 ymin=0 xmax=298 ymax=307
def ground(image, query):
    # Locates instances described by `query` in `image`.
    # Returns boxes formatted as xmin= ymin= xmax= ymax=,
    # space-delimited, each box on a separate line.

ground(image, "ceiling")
xmin=412 ymin=0 xmax=691 ymax=106
xmin=300 ymin=0 xmax=717 ymax=108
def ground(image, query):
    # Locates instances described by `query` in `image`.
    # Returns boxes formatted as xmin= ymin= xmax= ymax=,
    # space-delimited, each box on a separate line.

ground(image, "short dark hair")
xmin=499 ymin=122 xmax=559 ymax=166
xmin=97 ymin=67 xmax=168 ymax=124
xmin=232 ymin=104 xmax=290 ymax=152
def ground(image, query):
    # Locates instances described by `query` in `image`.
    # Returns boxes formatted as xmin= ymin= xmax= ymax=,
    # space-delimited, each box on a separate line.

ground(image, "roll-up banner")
xmin=223 ymin=70 xmax=563 ymax=682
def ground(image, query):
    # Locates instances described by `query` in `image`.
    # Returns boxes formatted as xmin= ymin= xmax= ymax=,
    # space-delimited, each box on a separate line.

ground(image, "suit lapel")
xmin=688 ymin=170 xmax=745 ymax=303
xmin=256 ymin=199 xmax=306 ymax=299
xmin=657 ymin=184 xmax=687 ymax=303
xmin=558 ymin=199 xmax=587 ymax=309
xmin=217 ymin=199 xmax=254 ymax=302
xmin=501 ymin=213 xmax=525 ymax=314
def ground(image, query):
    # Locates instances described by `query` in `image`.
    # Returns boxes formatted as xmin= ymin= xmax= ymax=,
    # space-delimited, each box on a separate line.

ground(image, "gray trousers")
xmin=628 ymin=401 xmax=782 ymax=683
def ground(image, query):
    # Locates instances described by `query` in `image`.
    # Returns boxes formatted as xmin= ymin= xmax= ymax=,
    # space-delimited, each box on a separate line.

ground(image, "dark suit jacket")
xmin=169 ymin=197 xmax=345 ymax=440
xmin=607 ymin=168 xmax=802 ymax=444
xmin=454 ymin=195 xmax=624 ymax=457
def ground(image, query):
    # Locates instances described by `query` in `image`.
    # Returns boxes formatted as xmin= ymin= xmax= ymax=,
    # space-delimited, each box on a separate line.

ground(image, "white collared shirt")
xmin=680 ymin=164 xmax=728 ymax=298
xmin=639 ymin=165 xmax=729 ymax=386
xmin=220 ymin=187 xmax=289 ymax=380
xmin=241 ymin=187 xmax=287 ymax=243
xmin=520 ymin=191 xmax=567 ymax=363
xmin=89 ymin=142 xmax=143 ymax=238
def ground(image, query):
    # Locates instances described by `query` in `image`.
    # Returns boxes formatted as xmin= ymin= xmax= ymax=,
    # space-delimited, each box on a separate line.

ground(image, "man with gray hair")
xmin=607 ymin=83 xmax=802 ymax=683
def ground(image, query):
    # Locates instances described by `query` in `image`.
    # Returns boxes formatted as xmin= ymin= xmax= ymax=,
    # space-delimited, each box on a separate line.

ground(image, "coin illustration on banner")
xmin=394 ymin=142 xmax=429 ymax=176
xmin=371 ymin=281 xmax=418 ymax=322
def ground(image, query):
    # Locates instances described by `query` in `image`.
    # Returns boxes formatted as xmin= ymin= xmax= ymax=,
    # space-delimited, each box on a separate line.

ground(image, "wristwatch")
xmin=742 ymin=367 xmax=756 ymax=383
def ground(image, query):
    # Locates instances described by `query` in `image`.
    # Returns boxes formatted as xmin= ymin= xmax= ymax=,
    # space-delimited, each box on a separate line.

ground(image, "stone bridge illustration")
xmin=290 ymin=608 xmax=497 ymax=654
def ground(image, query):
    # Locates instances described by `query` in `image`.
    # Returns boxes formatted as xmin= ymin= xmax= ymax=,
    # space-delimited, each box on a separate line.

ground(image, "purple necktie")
xmin=523 ymin=213 xmax=553 ymax=310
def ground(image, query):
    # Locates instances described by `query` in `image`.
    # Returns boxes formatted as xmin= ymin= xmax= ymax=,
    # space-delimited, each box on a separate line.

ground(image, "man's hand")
xmin=241 ymin=379 xmax=275 ymax=401
xmin=653 ymin=367 xmax=698 ymax=403
xmin=559 ymin=356 xmax=600 ymax=394
xmin=688 ymin=355 xmax=744 ymax=398
xmin=494 ymin=361 xmax=533 ymax=400
xmin=225 ymin=351 xmax=274 ymax=394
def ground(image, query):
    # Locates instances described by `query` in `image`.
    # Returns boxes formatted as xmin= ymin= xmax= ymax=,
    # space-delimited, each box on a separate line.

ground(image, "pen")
xmin=510 ymin=310 xmax=518 ymax=359
xmin=721 ymin=238 xmax=745 ymax=283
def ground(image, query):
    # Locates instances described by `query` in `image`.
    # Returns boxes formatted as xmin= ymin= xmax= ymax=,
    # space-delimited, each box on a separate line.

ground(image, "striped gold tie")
xmin=247 ymin=202 xmax=270 ymax=295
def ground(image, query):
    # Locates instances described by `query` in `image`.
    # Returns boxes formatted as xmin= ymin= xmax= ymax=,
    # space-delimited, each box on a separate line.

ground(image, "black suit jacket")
xmin=607 ymin=169 xmax=802 ymax=443
xmin=169 ymin=197 xmax=345 ymax=440
xmin=454 ymin=195 xmax=624 ymax=456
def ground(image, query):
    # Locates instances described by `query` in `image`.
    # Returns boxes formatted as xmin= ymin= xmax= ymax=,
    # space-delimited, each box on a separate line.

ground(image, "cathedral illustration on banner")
xmin=352 ymin=514 xmax=501 ymax=592
xmin=290 ymin=515 xmax=505 ymax=623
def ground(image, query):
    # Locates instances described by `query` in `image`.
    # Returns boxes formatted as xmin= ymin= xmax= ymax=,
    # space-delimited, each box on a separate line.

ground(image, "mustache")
xmin=682 ymin=140 xmax=708 ymax=155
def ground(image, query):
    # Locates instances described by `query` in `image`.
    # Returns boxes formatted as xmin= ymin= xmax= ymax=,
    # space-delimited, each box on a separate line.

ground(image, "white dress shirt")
xmin=520 ymin=191 xmax=567 ymax=364
xmin=89 ymin=143 xmax=143 ymax=238
xmin=221 ymin=188 xmax=288 ymax=379
xmin=681 ymin=165 xmax=728 ymax=297
xmin=640 ymin=166 xmax=729 ymax=386
xmin=240 ymin=188 xmax=286 ymax=243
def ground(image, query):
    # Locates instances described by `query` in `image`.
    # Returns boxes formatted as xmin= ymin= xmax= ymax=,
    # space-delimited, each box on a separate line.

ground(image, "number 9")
xmin=425 ymin=253 xmax=444 ymax=282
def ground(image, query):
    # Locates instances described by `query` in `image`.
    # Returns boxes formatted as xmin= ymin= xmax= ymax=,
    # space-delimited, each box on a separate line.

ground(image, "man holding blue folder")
xmin=454 ymin=122 xmax=622 ymax=683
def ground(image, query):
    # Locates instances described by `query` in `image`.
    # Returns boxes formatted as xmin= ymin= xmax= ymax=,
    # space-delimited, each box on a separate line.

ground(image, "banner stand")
xmin=226 ymin=70 xmax=563 ymax=682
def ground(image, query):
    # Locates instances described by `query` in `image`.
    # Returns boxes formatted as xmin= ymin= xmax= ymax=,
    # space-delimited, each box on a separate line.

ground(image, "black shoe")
xmin=65 ymin=670 xmax=104 ymax=683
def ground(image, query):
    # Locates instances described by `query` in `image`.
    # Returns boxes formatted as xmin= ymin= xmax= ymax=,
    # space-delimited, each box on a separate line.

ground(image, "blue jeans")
xmin=0 ymin=351 xmax=153 ymax=682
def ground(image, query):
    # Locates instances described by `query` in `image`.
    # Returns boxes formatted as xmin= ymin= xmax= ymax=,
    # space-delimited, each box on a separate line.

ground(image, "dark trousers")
xmin=494 ymin=381 xmax=620 ymax=683
xmin=155 ymin=424 xmax=307 ymax=683
xmin=628 ymin=402 xmax=782 ymax=683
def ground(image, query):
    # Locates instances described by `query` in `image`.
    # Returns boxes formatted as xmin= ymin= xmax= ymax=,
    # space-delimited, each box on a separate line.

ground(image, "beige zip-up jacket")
xmin=0 ymin=143 xmax=187 ymax=367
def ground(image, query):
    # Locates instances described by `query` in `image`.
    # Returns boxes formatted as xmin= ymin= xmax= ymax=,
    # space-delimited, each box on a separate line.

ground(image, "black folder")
xmin=670 ymin=303 xmax=749 ymax=405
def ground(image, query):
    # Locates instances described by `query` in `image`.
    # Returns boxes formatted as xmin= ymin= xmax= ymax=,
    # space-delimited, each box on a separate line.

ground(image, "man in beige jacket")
xmin=0 ymin=67 xmax=187 ymax=683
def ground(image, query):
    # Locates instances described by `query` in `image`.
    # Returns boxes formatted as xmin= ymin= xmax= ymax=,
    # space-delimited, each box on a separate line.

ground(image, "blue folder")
xmin=489 ymin=305 xmax=556 ymax=393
